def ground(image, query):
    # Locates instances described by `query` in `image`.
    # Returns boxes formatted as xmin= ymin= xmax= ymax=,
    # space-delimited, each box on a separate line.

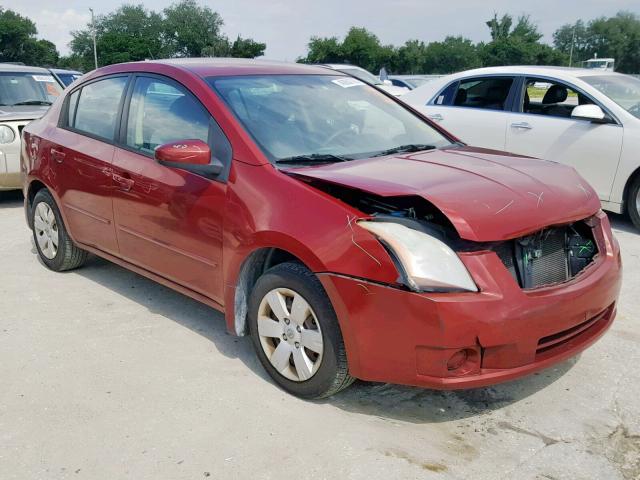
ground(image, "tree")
xmin=0 ymin=7 xmax=60 ymax=66
xmin=554 ymin=12 xmax=640 ymax=73
xmin=423 ymin=37 xmax=480 ymax=74
xmin=301 ymin=36 xmax=344 ymax=64
xmin=230 ymin=36 xmax=266 ymax=58
xmin=481 ymin=14 xmax=566 ymax=66
xmin=163 ymin=0 xmax=225 ymax=57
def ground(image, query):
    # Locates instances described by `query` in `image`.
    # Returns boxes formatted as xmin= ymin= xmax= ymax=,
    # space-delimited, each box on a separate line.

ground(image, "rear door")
xmin=53 ymin=75 xmax=129 ymax=254
xmin=422 ymin=76 xmax=516 ymax=150
xmin=111 ymin=74 xmax=231 ymax=304
xmin=505 ymin=77 xmax=623 ymax=201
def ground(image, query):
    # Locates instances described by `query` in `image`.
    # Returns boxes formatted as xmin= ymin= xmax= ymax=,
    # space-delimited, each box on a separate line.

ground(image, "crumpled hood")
xmin=0 ymin=105 xmax=48 ymax=122
xmin=287 ymin=146 xmax=602 ymax=242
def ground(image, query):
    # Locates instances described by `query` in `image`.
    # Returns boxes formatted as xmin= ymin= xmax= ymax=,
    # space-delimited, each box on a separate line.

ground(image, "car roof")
xmin=0 ymin=63 xmax=52 ymax=74
xmin=435 ymin=65 xmax=621 ymax=78
xmin=144 ymin=58 xmax=342 ymax=77
xmin=49 ymin=68 xmax=82 ymax=74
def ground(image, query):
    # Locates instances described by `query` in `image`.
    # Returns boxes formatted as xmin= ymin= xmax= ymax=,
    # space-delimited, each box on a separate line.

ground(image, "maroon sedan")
xmin=21 ymin=59 xmax=621 ymax=398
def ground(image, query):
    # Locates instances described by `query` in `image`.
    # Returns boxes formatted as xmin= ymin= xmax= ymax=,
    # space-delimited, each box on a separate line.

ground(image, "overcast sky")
xmin=3 ymin=0 xmax=638 ymax=60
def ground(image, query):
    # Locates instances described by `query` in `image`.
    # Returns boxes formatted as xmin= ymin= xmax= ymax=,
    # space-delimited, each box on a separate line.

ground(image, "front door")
xmin=505 ymin=77 xmax=623 ymax=201
xmin=111 ymin=75 xmax=231 ymax=304
xmin=54 ymin=75 xmax=129 ymax=254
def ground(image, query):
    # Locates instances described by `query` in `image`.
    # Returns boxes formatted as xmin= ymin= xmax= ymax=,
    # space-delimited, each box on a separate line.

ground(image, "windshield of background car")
xmin=0 ymin=72 xmax=62 ymax=106
xmin=209 ymin=74 xmax=451 ymax=162
xmin=580 ymin=74 xmax=640 ymax=120
xmin=338 ymin=67 xmax=382 ymax=85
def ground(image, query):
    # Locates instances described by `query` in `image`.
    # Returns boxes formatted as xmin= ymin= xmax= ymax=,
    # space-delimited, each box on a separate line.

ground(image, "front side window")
xmin=580 ymin=74 xmax=640 ymax=120
xmin=72 ymin=76 xmax=127 ymax=140
xmin=209 ymin=74 xmax=451 ymax=162
xmin=0 ymin=72 xmax=62 ymax=106
xmin=452 ymin=77 xmax=514 ymax=111
xmin=125 ymin=77 xmax=210 ymax=154
xmin=521 ymin=78 xmax=594 ymax=119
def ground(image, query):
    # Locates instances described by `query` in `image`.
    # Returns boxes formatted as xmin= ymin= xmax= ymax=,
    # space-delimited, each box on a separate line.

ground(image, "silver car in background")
xmin=0 ymin=64 xmax=62 ymax=190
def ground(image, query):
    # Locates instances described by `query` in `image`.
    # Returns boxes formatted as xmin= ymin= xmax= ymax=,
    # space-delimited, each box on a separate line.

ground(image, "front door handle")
xmin=511 ymin=122 xmax=533 ymax=130
xmin=50 ymin=148 xmax=65 ymax=163
xmin=113 ymin=173 xmax=134 ymax=192
xmin=427 ymin=114 xmax=444 ymax=122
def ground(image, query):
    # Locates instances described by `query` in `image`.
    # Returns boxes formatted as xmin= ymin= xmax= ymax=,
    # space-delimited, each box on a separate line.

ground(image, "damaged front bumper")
xmin=318 ymin=211 xmax=622 ymax=390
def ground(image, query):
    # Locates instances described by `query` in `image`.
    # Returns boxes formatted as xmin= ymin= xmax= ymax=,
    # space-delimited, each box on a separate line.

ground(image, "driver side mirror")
xmin=155 ymin=139 xmax=224 ymax=178
xmin=571 ymin=104 xmax=611 ymax=124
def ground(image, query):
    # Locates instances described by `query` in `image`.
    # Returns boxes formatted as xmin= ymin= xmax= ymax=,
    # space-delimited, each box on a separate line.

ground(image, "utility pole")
xmin=569 ymin=25 xmax=576 ymax=67
xmin=89 ymin=8 xmax=98 ymax=70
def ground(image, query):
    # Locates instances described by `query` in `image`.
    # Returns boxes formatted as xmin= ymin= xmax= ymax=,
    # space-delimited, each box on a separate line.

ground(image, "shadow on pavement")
xmin=67 ymin=255 xmax=579 ymax=425
xmin=0 ymin=190 xmax=23 ymax=207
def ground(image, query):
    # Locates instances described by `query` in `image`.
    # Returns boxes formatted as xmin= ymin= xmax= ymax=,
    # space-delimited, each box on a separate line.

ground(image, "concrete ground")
xmin=1 ymin=190 xmax=638 ymax=480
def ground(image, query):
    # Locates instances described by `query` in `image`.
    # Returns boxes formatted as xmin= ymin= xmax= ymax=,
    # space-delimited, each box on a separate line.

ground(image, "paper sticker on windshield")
xmin=32 ymin=75 xmax=55 ymax=83
xmin=332 ymin=78 xmax=365 ymax=88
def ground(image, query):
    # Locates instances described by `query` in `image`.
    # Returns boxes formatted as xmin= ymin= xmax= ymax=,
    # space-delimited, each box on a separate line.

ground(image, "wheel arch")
xmin=25 ymin=179 xmax=49 ymax=228
xmin=622 ymin=166 xmax=640 ymax=216
xmin=230 ymin=246 xmax=313 ymax=336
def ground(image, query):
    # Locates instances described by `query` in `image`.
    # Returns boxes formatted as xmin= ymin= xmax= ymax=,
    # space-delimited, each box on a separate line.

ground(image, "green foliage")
xmin=300 ymin=15 xmax=563 ymax=74
xmin=65 ymin=0 xmax=266 ymax=71
xmin=0 ymin=7 xmax=59 ymax=66
xmin=554 ymin=12 xmax=640 ymax=73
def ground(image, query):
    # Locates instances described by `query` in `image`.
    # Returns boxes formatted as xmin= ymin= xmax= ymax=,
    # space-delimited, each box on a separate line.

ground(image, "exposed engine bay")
xmin=302 ymin=178 xmax=598 ymax=290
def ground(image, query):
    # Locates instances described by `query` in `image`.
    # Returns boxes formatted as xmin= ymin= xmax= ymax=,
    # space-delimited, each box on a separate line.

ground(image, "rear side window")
xmin=451 ymin=77 xmax=514 ymax=111
xmin=72 ymin=76 xmax=128 ymax=140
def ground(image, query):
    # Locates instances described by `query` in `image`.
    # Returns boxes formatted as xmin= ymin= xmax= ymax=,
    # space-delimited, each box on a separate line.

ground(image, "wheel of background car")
xmin=628 ymin=175 xmax=640 ymax=230
xmin=31 ymin=189 xmax=88 ymax=271
xmin=248 ymin=262 xmax=354 ymax=399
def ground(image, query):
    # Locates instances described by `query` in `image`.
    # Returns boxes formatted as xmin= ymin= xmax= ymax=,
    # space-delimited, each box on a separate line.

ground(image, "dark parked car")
xmin=21 ymin=59 xmax=621 ymax=398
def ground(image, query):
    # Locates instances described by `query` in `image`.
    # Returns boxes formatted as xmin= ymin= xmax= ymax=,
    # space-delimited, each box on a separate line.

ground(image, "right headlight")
xmin=358 ymin=220 xmax=478 ymax=293
xmin=0 ymin=125 xmax=15 ymax=144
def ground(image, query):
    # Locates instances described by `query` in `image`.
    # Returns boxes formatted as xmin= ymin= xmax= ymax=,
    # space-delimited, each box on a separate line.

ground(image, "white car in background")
xmin=402 ymin=66 xmax=640 ymax=228
xmin=321 ymin=64 xmax=409 ymax=96
xmin=389 ymin=75 xmax=442 ymax=90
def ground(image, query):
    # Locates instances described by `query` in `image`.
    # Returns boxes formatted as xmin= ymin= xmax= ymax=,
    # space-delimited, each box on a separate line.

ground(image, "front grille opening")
xmin=494 ymin=221 xmax=597 ymax=289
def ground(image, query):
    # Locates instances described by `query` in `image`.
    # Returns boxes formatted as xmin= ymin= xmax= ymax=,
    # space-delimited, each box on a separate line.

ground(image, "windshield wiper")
xmin=12 ymin=100 xmax=52 ymax=106
xmin=371 ymin=144 xmax=437 ymax=157
xmin=277 ymin=153 xmax=350 ymax=165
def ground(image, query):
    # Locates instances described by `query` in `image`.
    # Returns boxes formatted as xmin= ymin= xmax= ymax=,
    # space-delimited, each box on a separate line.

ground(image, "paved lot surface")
xmin=1 ymin=190 xmax=639 ymax=480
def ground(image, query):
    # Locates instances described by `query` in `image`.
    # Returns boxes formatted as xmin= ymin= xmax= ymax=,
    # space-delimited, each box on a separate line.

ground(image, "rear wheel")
xmin=248 ymin=262 xmax=354 ymax=399
xmin=31 ymin=189 xmax=87 ymax=271
xmin=628 ymin=176 xmax=640 ymax=230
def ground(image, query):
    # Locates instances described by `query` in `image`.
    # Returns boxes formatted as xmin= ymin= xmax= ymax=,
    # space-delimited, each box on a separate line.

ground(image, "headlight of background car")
xmin=358 ymin=220 xmax=477 ymax=292
xmin=0 ymin=125 xmax=16 ymax=144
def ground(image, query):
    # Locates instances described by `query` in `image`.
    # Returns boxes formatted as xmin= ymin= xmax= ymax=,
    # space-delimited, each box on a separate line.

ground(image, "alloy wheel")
xmin=257 ymin=288 xmax=324 ymax=382
xmin=33 ymin=202 xmax=58 ymax=259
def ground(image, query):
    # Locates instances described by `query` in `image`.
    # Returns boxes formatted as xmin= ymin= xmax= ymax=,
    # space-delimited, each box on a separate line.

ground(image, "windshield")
xmin=337 ymin=67 xmax=382 ymax=85
xmin=580 ymin=74 xmax=640 ymax=120
xmin=0 ymin=72 xmax=62 ymax=106
xmin=406 ymin=78 xmax=430 ymax=88
xmin=209 ymin=74 xmax=452 ymax=163
xmin=56 ymin=73 xmax=81 ymax=87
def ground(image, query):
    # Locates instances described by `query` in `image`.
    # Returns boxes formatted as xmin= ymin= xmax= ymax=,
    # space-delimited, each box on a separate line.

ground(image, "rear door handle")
xmin=50 ymin=148 xmax=65 ymax=163
xmin=112 ymin=173 xmax=134 ymax=192
xmin=427 ymin=114 xmax=443 ymax=122
xmin=511 ymin=122 xmax=533 ymax=130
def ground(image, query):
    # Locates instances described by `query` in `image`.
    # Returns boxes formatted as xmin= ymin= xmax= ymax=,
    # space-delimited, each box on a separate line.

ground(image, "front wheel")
xmin=248 ymin=262 xmax=354 ymax=399
xmin=628 ymin=176 xmax=640 ymax=230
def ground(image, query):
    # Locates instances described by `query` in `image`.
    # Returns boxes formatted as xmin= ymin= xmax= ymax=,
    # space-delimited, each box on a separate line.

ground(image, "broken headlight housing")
xmin=358 ymin=220 xmax=478 ymax=293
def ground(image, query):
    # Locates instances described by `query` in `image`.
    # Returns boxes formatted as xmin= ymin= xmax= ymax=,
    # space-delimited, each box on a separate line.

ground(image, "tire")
xmin=628 ymin=175 xmax=640 ymax=230
xmin=248 ymin=262 xmax=355 ymax=399
xmin=31 ymin=189 xmax=87 ymax=271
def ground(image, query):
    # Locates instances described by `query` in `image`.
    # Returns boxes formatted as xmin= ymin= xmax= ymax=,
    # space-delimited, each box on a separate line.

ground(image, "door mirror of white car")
xmin=571 ymin=104 xmax=610 ymax=123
